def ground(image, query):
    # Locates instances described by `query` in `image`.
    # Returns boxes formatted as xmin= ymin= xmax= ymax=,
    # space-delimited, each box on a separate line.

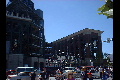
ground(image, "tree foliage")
xmin=98 ymin=0 xmax=113 ymax=18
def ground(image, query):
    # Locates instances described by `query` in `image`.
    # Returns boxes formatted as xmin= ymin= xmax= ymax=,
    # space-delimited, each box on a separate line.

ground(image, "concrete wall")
xmin=6 ymin=41 xmax=10 ymax=54
xmin=6 ymin=54 xmax=46 ymax=70
xmin=6 ymin=54 xmax=24 ymax=69
xmin=30 ymin=57 xmax=46 ymax=68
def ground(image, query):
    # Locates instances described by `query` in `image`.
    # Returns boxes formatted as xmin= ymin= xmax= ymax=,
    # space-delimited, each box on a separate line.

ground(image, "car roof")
xmin=65 ymin=67 xmax=75 ymax=68
xmin=17 ymin=67 xmax=34 ymax=68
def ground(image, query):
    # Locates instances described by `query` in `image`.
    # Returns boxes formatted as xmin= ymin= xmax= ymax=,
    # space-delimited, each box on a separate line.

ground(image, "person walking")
xmin=87 ymin=73 xmax=93 ymax=80
xmin=56 ymin=69 xmax=61 ymax=80
xmin=103 ymin=72 xmax=109 ymax=80
xmin=41 ymin=67 xmax=50 ymax=80
xmin=30 ymin=71 xmax=36 ymax=80
xmin=66 ymin=72 xmax=76 ymax=80
xmin=99 ymin=66 xmax=103 ymax=79
xmin=82 ymin=66 xmax=89 ymax=80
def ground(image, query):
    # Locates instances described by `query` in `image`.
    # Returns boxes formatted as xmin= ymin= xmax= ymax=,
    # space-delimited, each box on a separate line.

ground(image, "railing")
xmin=6 ymin=11 xmax=32 ymax=22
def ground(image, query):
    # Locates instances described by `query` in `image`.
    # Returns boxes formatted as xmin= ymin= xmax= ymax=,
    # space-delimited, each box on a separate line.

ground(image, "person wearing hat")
xmin=87 ymin=73 xmax=93 ymax=80
xmin=66 ymin=72 xmax=75 ymax=80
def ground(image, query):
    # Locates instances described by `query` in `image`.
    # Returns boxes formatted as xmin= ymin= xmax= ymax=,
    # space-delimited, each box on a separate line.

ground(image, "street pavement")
xmin=48 ymin=77 xmax=113 ymax=80
xmin=49 ymin=77 xmax=56 ymax=80
xmin=49 ymin=77 xmax=82 ymax=80
xmin=48 ymin=77 xmax=99 ymax=80
xmin=6 ymin=76 xmax=113 ymax=80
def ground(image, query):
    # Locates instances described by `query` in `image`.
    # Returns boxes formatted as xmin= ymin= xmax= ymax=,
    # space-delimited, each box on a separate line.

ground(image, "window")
xmin=17 ymin=68 xmax=25 ymax=72
xmin=26 ymin=68 xmax=34 ymax=72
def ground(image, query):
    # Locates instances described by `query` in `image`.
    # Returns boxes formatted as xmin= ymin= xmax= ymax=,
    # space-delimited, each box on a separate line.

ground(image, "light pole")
xmin=90 ymin=60 xmax=93 ymax=66
xmin=102 ymin=38 xmax=113 ymax=43
xmin=102 ymin=38 xmax=113 ymax=66
xmin=56 ymin=61 xmax=58 ymax=67
xmin=90 ymin=60 xmax=91 ymax=66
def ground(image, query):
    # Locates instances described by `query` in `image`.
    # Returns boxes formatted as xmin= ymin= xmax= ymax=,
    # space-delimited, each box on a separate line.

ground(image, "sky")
xmin=6 ymin=0 xmax=113 ymax=54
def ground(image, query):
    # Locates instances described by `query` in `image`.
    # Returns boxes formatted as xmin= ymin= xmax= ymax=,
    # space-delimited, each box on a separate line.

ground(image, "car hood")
xmin=8 ymin=75 xmax=17 ymax=77
xmin=64 ymin=70 xmax=74 ymax=72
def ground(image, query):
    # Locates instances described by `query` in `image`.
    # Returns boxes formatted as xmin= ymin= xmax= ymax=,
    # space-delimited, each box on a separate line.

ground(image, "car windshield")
xmin=17 ymin=68 xmax=26 ymax=72
xmin=10 ymin=71 xmax=16 ymax=73
xmin=26 ymin=68 xmax=34 ymax=71
xmin=17 ymin=68 xmax=34 ymax=72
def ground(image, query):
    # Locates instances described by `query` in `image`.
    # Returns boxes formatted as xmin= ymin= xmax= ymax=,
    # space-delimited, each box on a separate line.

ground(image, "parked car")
xmin=63 ymin=67 xmax=76 ymax=73
xmin=6 ymin=70 xmax=16 ymax=77
xmin=15 ymin=67 xmax=35 ymax=74
xmin=7 ymin=72 xmax=31 ymax=80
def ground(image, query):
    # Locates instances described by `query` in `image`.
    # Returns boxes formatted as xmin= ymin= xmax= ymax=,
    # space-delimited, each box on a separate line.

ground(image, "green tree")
xmin=98 ymin=0 xmax=113 ymax=18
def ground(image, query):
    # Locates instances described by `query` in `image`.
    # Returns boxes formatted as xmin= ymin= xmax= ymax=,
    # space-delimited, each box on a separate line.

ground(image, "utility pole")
xmin=102 ymin=38 xmax=113 ymax=66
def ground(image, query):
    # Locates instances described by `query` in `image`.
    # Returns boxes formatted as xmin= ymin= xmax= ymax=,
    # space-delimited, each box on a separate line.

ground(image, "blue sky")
xmin=6 ymin=0 xmax=113 ymax=54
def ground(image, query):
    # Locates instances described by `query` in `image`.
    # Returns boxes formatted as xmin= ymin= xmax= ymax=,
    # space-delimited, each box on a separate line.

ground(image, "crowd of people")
xmin=30 ymin=67 xmax=50 ymax=80
xmin=29 ymin=66 xmax=113 ymax=80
